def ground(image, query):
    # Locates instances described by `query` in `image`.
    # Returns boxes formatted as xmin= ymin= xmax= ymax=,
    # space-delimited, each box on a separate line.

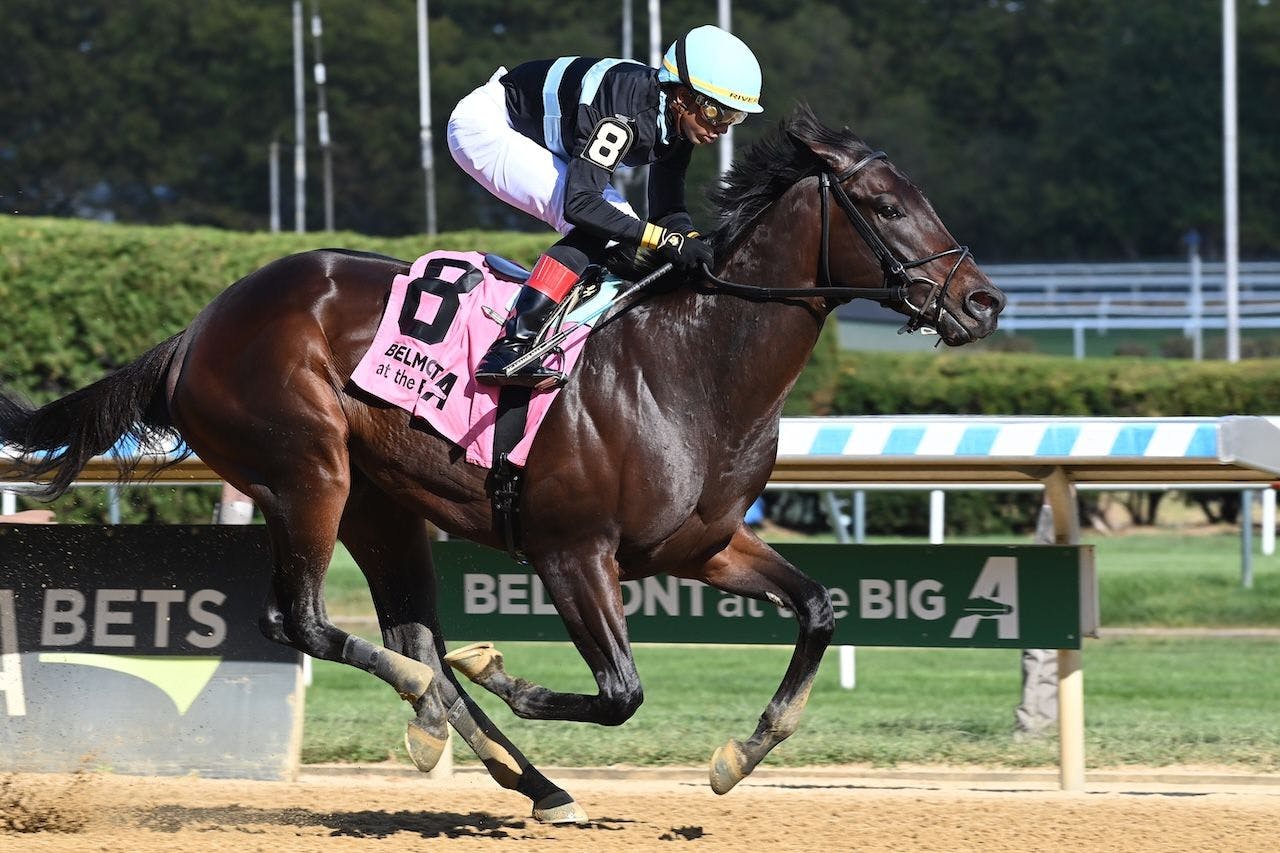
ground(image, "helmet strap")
xmin=674 ymin=36 xmax=692 ymax=88
xmin=665 ymin=86 xmax=693 ymax=122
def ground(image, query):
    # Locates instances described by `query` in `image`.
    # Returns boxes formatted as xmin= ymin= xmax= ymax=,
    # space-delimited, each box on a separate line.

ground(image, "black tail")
xmin=0 ymin=332 xmax=187 ymax=498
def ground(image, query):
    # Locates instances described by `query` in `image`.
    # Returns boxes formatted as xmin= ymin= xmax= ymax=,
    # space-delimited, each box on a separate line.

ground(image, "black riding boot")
xmin=475 ymin=286 xmax=566 ymax=388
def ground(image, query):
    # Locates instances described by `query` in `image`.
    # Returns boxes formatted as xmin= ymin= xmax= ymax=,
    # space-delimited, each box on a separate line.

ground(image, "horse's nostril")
xmin=968 ymin=290 xmax=1000 ymax=313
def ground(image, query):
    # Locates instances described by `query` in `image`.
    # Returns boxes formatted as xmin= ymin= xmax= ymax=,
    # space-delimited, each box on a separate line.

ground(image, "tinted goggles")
xmin=693 ymin=93 xmax=748 ymax=128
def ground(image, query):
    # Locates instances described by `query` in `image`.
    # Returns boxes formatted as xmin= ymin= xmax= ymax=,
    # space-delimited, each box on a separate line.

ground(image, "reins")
xmin=697 ymin=266 xmax=901 ymax=304
xmin=697 ymin=149 xmax=973 ymax=333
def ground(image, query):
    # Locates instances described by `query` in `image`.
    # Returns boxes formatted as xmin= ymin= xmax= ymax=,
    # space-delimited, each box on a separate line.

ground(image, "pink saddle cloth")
xmin=350 ymin=251 xmax=613 ymax=468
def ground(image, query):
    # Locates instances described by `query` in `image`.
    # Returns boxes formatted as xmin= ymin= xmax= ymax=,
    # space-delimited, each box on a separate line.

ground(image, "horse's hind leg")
xmin=243 ymin=467 xmax=447 ymax=772
xmin=680 ymin=523 xmax=834 ymax=795
xmin=443 ymin=540 xmax=644 ymax=726
xmin=169 ymin=300 xmax=446 ymax=768
xmin=338 ymin=477 xmax=586 ymax=824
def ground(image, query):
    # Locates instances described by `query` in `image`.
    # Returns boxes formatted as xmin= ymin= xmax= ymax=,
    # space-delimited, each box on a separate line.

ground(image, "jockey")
xmin=447 ymin=24 xmax=763 ymax=387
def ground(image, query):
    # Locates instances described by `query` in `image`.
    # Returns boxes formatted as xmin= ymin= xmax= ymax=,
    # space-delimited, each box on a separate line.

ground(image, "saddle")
xmin=483 ymin=253 xmax=532 ymax=283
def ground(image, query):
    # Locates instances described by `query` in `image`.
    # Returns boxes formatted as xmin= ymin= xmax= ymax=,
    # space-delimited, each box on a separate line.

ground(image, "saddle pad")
xmin=349 ymin=250 xmax=619 ymax=468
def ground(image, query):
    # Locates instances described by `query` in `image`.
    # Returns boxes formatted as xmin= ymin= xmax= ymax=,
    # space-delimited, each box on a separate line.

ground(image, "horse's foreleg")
xmin=338 ymin=481 xmax=585 ymax=824
xmin=685 ymin=523 xmax=834 ymax=794
xmin=445 ymin=543 xmax=644 ymax=727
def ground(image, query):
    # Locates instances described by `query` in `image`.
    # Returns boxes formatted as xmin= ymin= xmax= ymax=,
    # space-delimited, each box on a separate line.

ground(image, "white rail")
xmin=986 ymin=259 xmax=1280 ymax=358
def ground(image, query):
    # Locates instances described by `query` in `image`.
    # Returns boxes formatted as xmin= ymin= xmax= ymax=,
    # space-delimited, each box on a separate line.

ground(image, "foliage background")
xmin=3 ymin=1 xmax=1279 ymax=260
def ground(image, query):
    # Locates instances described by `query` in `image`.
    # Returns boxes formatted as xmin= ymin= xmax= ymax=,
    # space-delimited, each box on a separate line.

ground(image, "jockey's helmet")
xmin=657 ymin=25 xmax=763 ymax=116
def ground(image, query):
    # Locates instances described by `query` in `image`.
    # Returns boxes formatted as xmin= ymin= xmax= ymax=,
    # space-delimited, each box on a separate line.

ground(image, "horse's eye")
xmin=876 ymin=204 xmax=903 ymax=220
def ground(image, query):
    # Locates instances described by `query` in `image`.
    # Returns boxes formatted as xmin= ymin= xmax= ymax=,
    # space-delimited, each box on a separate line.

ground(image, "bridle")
xmin=701 ymin=149 xmax=973 ymax=335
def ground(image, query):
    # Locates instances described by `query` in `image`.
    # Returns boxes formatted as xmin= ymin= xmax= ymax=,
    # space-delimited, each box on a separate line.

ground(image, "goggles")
xmin=692 ymin=93 xmax=748 ymax=128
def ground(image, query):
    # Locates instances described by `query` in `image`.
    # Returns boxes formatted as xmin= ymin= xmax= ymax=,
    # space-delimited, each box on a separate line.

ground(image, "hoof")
xmin=405 ymin=718 xmax=448 ymax=772
xmin=444 ymin=641 xmax=502 ymax=683
xmin=709 ymin=738 xmax=748 ymax=795
xmin=532 ymin=795 xmax=589 ymax=825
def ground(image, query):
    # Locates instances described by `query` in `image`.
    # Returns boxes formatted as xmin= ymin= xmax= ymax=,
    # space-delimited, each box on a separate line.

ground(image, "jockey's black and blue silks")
xmin=501 ymin=58 xmax=695 ymax=245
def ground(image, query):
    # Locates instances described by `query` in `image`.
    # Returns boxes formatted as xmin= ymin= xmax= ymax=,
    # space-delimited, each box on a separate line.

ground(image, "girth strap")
xmin=489 ymin=386 xmax=532 ymax=564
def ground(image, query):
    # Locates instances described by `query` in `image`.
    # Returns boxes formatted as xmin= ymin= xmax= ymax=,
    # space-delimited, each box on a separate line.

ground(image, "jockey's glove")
xmin=651 ymin=228 xmax=714 ymax=273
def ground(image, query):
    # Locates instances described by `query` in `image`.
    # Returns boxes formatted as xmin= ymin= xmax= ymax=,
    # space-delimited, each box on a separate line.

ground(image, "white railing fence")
xmin=987 ymin=258 xmax=1280 ymax=358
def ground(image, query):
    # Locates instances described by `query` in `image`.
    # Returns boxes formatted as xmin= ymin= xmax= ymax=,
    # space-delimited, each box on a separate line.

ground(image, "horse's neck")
xmin=716 ymin=189 xmax=827 ymax=382
xmin=660 ymin=192 xmax=827 ymax=423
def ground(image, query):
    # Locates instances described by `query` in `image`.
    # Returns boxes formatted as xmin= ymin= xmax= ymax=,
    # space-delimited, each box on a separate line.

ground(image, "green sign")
xmin=434 ymin=542 xmax=1097 ymax=650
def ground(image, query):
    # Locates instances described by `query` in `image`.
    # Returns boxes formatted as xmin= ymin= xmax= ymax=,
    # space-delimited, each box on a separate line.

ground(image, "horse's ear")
xmin=785 ymin=103 xmax=845 ymax=172
xmin=798 ymin=138 xmax=852 ymax=174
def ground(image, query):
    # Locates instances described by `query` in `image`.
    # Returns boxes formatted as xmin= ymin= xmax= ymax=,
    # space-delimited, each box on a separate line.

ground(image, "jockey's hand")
xmin=656 ymin=230 xmax=714 ymax=273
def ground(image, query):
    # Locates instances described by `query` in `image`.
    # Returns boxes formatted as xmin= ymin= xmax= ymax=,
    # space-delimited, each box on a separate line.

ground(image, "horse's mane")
xmin=707 ymin=104 xmax=873 ymax=257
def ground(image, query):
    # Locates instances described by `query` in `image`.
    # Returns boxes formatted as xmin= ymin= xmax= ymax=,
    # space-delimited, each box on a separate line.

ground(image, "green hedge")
xmin=33 ymin=216 xmax=1273 ymax=423
xmin=813 ymin=350 xmax=1280 ymax=417
xmin=0 ymin=215 xmax=551 ymax=400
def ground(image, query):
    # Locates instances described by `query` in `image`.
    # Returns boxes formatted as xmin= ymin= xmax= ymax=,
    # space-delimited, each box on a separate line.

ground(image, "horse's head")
xmin=709 ymin=107 xmax=1005 ymax=346
xmin=798 ymin=129 xmax=1005 ymax=345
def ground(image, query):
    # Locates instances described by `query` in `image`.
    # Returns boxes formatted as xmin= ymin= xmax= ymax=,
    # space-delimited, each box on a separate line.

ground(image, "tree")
xmin=2 ymin=0 xmax=1278 ymax=260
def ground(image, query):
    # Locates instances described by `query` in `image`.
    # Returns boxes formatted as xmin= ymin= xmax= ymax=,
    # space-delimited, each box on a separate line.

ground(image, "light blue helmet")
xmin=657 ymin=25 xmax=763 ymax=114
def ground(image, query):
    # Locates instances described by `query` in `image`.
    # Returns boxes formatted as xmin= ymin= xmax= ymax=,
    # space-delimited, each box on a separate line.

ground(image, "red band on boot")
xmin=526 ymin=255 xmax=578 ymax=303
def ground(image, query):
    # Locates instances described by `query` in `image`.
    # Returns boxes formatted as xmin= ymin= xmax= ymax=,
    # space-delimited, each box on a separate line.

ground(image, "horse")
xmin=0 ymin=105 xmax=1005 ymax=823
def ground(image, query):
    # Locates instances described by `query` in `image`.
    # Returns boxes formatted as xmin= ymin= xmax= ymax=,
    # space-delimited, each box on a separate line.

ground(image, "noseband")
xmin=702 ymin=150 xmax=972 ymax=335
xmin=820 ymin=151 xmax=971 ymax=333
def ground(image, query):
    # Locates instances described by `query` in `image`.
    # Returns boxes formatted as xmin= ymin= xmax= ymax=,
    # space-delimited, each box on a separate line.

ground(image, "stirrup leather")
xmin=491 ymin=266 xmax=604 ymax=385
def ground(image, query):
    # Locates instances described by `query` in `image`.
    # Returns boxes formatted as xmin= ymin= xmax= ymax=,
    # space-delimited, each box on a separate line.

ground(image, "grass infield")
xmin=306 ymin=532 xmax=1279 ymax=771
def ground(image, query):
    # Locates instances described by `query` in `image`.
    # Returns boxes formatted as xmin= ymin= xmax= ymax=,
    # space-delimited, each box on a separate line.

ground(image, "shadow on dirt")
xmin=135 ymin=804 xmax=634 ymax=839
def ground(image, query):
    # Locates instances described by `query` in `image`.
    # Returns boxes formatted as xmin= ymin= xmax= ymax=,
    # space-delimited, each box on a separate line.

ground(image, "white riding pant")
xmin=446 ymin=68 xmax=637 ymax=235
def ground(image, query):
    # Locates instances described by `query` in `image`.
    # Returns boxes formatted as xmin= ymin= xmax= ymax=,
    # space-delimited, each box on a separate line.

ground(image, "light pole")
xmin=1223 ymin=0 xmax=1240 ymax=362
xmin=269 ymin=139 xmax=281 ymax=232
xmin=311 ymin=1 xmax=334 ymax=231
xmin=621 ymin=0 xmax=633 ymax=58
xmin=718 ymin=0 xmax=735 ymax=176
xmin=292 ymin=0 xmax=306 ymax=233
xmin=417 ymin=0 xmax=438 ymax=235
xmin=648 ymin=0 xmax=661 ymax=67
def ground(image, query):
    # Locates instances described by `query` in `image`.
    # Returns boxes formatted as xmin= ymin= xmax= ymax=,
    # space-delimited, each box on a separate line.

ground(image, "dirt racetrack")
xmin=4 ymin=765 xmax=1279 ymax=853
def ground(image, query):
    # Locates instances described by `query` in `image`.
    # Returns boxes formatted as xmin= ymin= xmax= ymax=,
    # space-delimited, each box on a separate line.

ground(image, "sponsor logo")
xmin=458 ymin=556 xmax=1022 ymax=640
xmin=1 ymin=587 xmax=232 ymax=717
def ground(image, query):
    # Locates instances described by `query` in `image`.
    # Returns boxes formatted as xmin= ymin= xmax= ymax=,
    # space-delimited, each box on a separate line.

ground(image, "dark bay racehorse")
xmin=0 ymin=106 xmax=1004 ymax=822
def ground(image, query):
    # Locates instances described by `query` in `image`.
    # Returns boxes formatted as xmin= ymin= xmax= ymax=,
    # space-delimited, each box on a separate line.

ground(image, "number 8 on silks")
xmin=445 ymin=24 xmax=764 ymax=389
xmin=583 ymin=118 xmax=635 ymax=171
